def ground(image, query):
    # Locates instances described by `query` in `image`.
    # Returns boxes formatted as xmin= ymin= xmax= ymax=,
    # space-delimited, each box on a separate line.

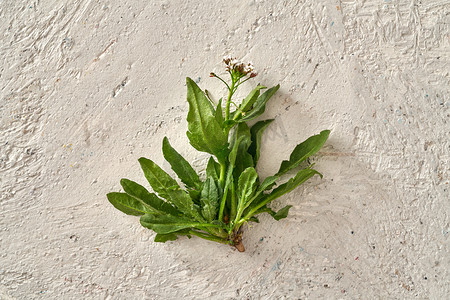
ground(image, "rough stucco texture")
xmin=1 ymin=0 xmax=449 ymax=299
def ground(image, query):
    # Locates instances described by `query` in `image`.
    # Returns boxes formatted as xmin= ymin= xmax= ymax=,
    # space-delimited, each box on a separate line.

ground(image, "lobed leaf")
xmin=277 ymin=130 xmax=330 ymax=175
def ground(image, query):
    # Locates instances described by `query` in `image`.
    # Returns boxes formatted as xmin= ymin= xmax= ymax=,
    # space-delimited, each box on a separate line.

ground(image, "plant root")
xmin=231 ymin=227 xmax=245 ymax=252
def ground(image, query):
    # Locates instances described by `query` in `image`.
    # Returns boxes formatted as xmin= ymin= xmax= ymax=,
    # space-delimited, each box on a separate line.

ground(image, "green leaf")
xmin=253 ymin=205 xmax=292 ymax=220
xmin=235 ymin=167 xmax=259 ymax=222
xmin=215 ymin=98 xmax=224 ymax=126
xmin=162 ymin=137 xmax=201 ymax=190
xmin=138 ymin=157 xmax=203 ymax=221
xmin=267 ymin=168 xmax=321 ymax=203
xmin=258 ymin=175 xmax=279 ymax=191
xmin=240 ymin=85 xmax=266 ymax=112
xmin=186 ymin=77 xmax=228 ymax=163
xmin=154 ymin=229 xmax=191 ymax=243
xmin=248 ymin=216 xmax=259 ymax=223
xmin=140 ymin=214 xmax=219 ymax=234
xmin=230 ymin=123 xmax=253 ymax=180
xmin=239 ymin=85 xmax=280 ymax=122
xmin=107 ymin=192 xmax=149 ymax=216
xmin=241 ymin=175 xmax=279 ymax=215
xmin=244 ymin=168 xmax=321 ymax=220
xmin=154 ymin=233 xmax=178 ymax=242
xmin=218 ymin=161 xmax=234 ymax=221
xmin=277 ymin=130 xmax=330 ymax=175
xmin=237 ymin=167 xmax=258 ymax=205
xmin=120 ymin=179 xmax=181 ymax=216
xmin=233 ymin=85 xmax=266 ymax=121
xmin=200 ymin=177 xmax=219 ymax=222
xmin=187 ymin=188 xmax=201 ymax=205
xmin=272 ymin=205 xmax=292 ymax=220
xmin=223 ymin=119 xmax=236 ymax=131
xmin=248 ymin=119 xmax=274 ymax=166
xmin=229 ymin=135 xmax=245 ymax=167
xmin=206 ymin=157 xmax=221 ymax=182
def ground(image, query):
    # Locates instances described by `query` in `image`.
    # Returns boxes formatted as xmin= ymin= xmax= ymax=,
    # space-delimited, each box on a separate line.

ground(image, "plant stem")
xmin=218 ymin=177 xmax=229 ymax=222
xmin=189 ymin=230 xmax=230 ymax=244
xmin=219 ymin=162 xmax=226 ymax=186
xmin=225 ymin=79 xmax=236 ymax=121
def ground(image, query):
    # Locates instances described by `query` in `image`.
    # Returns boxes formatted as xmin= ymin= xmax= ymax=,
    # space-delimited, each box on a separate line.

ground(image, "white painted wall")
xmin=1 ymin=0 xmax=448 ymax=299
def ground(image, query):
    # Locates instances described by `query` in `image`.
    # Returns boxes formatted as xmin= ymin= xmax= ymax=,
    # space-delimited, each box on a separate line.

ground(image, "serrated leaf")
xmin=138 ymin=157 xmax=203 ymax=221
xmin=248 ymin=119 xmax=274 ymax=166
xmin=162 ymin=137 xmax=201 ymax=190
xmin=186 ymin=77 xmax=228 ymax=163
xmin=120 ymin=178 xmax=181 ymax=216
xmin=200 ymin=177 xmax=219 ymax=222
xmin=277 ymin=130 xmax=330 ymax=175
xmin=107 ymin=192 xmax=150 ymax=216
xmin=239 ymin=85 xmax=280 ymax=122
xmin=140 ymin=214 xmax=219 ymax=234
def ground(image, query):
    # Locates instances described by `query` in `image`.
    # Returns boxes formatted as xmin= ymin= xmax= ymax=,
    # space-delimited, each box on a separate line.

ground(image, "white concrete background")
xmin=1 ymin=0 xmax=449 ymax=299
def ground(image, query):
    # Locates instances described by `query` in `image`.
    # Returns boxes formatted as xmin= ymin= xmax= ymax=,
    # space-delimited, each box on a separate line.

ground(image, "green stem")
xmin=225 ymin=80 xmax=236 ymax=121
xmin=230 ymin=181 xmax=237 ymax=222
xmin=219 ymin=163 xmax=226 ymax=187
xmin=189 ymin=230 xmax=230 ymax=244
xmin=218 ymin=178 xmax=229 ymax=222
xmin=213 ymin=74 xmax=231 ymax=91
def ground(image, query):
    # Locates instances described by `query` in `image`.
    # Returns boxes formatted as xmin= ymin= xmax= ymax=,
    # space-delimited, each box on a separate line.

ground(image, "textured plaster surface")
xmin=1 ymin=0 xmax=449 ymax=299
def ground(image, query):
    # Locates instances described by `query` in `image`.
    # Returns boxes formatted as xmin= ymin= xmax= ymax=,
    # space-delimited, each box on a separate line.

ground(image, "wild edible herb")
xmin=107 ymin=57 xmax=330 ymax=251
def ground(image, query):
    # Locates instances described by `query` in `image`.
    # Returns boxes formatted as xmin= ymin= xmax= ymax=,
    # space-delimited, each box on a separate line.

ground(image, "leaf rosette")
xmin=107 ymin=58 xmax=330 ymax=251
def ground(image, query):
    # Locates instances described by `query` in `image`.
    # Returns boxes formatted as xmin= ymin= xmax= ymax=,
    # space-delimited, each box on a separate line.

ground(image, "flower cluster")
xmin=223 ymin=55 xmax=257 ymax=78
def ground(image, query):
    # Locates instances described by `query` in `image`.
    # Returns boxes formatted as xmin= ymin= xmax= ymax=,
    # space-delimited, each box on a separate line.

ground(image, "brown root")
xmin=231 ymin=226 xmax=245 ymax=252
xmin=234 ymin=241 xmax=245 ymax=252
